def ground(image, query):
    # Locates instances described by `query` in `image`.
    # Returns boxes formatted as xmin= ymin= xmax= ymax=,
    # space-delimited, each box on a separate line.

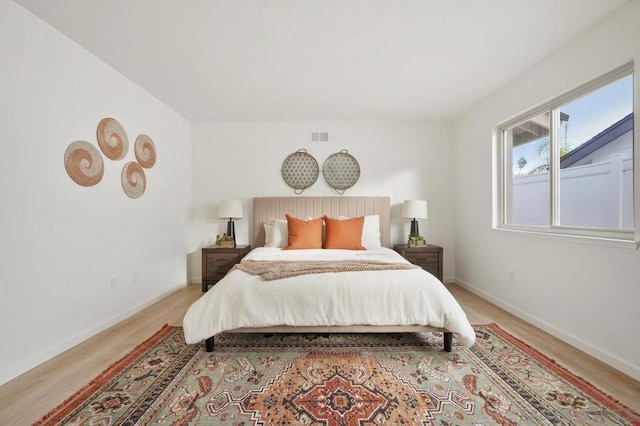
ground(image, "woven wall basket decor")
xmin=121 ymin=161 xmax=146 ymax=199
xmin=97 ymin=117 xmax=129 ymax=161
xmin=134 ymin=134 xmax=157 ymax=168
xmin=281 ymin=149 xmax=319 ymax=194
xmin=323 ymin=149 xmax=360 ymax=194
xmin=64 ymin=140 xmax=105 ymax=187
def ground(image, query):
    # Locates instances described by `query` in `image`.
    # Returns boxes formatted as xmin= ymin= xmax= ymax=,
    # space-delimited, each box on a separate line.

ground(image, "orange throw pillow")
xmin=323 ymin=215 xmax=365 ymax=250
xmin=285 ymin=214 xmax=323 ymax=249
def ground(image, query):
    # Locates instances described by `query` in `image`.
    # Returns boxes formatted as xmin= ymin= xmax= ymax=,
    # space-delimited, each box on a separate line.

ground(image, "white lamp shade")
xmin=401 ymin=200 xmax=428 ymax=219
xmin=218 ymin=200 xmax=244 ymax=219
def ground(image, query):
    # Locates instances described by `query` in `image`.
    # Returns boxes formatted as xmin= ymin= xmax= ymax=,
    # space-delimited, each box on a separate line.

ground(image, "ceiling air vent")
xmin=310 ymin=131 xmax=329 ymax=143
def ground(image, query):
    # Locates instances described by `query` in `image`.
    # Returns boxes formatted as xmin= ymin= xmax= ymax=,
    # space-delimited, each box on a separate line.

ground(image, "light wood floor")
xmin=0 ymin=283 xmax=638 ymax=424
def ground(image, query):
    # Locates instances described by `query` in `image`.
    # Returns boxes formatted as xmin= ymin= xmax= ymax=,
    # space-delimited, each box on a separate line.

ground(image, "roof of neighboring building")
xmin=560 ymin=112 xmax=633 ymax=168
xmin=512 ymin=112 xmax=570 ymax=147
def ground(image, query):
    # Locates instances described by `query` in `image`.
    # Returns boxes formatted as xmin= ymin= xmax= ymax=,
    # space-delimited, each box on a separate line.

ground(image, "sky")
xmin=513 ymin=74 xmax=633 ymax=175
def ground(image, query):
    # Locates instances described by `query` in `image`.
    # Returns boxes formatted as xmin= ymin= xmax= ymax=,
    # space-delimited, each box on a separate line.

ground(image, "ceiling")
xmin=15 ymin=0 xmax=628 ymax=122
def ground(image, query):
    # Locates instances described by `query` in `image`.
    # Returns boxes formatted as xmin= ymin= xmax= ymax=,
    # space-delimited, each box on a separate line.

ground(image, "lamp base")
xmin=226 ymin=219 xmax=236 ymax=247
xmin=409 ymin=219 xmax=419 ymax=238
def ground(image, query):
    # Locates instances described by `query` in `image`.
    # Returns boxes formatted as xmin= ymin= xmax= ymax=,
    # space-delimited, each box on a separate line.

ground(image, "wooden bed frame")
xmin=205 ymin=196 xmax=453 ymax=352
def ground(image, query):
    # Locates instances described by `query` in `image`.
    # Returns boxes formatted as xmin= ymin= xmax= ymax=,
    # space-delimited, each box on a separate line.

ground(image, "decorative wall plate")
xmin=281 ymin=149 xmax=319 ymax=194
xmin=134 ymin=134 xmax=156 ymax=168
xmin=64 ymin=140 xmax=104 ymax=187
xmin=121 ymin=161 xmax=146 ymax=199
xmin=323 ymin=149 xmax=360 ymax=194
xmin=97 ymin=117 xmax=129 ymax=161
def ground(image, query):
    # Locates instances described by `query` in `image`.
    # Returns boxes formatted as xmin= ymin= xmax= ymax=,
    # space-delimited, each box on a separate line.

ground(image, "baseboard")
xmin=0 ymin=281 xmax=188 ymax=386
xmin=455 ymin=277 xmax=640 ymax=382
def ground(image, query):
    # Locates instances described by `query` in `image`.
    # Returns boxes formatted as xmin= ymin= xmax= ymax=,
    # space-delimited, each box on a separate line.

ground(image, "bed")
xmin=183 ymin=196 xmax=476 ymax=352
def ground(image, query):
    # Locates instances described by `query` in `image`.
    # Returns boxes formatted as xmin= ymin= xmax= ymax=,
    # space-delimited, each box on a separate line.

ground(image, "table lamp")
xmin=401 ymin=200 xmax=428 ymax=238
xmin=218 ymin=200 xmax=244 ymax=247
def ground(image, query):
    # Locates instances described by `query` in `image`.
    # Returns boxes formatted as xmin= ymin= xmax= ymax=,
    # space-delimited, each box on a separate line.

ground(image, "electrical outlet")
xmin=132 ymin=271 xmax=139 ymax=284
xmin=110 ymin=277 xmax=118 ymax=292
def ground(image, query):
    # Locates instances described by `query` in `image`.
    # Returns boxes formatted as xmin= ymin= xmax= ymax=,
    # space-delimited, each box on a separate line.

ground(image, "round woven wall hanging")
xmin=121 ymin=161 xmax=146 ymax=199
xmin=281 ymin=149 xmax=319 ymax=194
xmin=97 ymin=117 xmax=129 ymax=161
xmin=323 ymin=149 xmax=360 ymax=194
xmin=134 ymin=134 xmax=156 ymax=168
xmin=64 ymin=140 xmax=104 ymax=187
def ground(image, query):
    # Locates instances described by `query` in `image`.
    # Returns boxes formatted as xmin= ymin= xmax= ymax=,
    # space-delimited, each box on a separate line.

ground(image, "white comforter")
xmin=183 ymin=247 xmax=476 ymax=347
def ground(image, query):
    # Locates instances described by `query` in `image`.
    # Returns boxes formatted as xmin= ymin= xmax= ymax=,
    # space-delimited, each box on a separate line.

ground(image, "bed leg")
xmin=443 ymin=332 xmax=453 ymax=352
xmin=205 ymin=336 xmax=215 ymax=352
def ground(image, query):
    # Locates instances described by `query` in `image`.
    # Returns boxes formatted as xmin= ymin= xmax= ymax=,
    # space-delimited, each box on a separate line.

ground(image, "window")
xmin=497 ymin=63 xmax=634 ymax=241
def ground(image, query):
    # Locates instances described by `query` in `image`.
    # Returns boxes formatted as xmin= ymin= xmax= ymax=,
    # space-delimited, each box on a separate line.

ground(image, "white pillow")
xmin=264 ymin=224 xmax=275 ymax=247
xmin=362 ymin=215 xmax=381 ymax=249
xmin=336 ymin=214 xmax=381 ymax=249
xmin=264 ymin=219 xmax=288 ymax=248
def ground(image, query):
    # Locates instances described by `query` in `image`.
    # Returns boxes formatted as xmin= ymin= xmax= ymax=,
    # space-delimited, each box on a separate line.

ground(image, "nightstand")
xmin=393 ymin=244 xmax=443 ymax=282
xmin=201 ymin=245 xmax=251 ymax=291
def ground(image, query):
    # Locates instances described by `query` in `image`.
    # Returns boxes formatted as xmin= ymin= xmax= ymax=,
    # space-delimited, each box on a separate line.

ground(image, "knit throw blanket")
xmin=234 ymin=259 xmax=420 ymax=281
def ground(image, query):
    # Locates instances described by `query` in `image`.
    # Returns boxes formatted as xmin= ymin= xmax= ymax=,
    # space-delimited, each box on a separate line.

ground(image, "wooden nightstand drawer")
xmin=393 ymin=243 xmax=443 ymax=282
xmin=205 ymin=252 xmax=241 ymax=266
xmin=201 ymin=245 xmax=251 ymax=291
xmin=404 ymin=253 xmax=439 ymax=266
xmin=205 ymin=268 xmax=231 ymax=282
xmin=417 ymin=263 xmax=440 ymax=278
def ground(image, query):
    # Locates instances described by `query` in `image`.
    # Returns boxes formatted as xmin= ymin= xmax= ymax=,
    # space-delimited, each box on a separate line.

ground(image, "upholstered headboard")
xmin=253 ymin=197 xmax=391 ymax=248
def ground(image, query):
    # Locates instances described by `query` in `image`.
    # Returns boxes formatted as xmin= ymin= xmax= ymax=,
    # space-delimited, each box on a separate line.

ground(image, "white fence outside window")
xmin=511 ymin=156 xmax=634 ymax=229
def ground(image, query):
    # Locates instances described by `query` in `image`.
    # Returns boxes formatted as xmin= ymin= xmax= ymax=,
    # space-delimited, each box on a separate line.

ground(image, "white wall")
xmin=190 ymin=121 xmax=455 ymax=280
xmin=0 ymin=0 xmax=191 ymax=385
xmin=454 ymin=1 xmax=640 ymax=380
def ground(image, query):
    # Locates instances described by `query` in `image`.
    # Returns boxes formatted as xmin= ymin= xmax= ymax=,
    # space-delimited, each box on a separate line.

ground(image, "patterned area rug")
xmin=35 ymin=324 xmax=639 ymax=425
